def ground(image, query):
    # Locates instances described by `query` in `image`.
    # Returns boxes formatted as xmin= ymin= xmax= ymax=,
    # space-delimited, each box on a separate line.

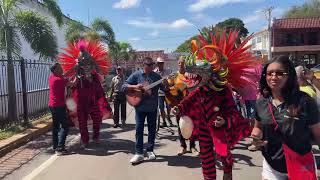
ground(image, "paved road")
xmin=5 ymin=104 xmax=266 ymax=180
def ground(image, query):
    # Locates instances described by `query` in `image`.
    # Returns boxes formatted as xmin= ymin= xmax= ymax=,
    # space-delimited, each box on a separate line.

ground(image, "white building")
xmin=246 ymin=29 xmax=269 ymax=60
xmin=17 ymin=0 xmax=78 ymax=59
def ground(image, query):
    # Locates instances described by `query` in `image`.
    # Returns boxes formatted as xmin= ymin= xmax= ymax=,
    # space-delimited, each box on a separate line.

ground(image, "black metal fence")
xmin=0 ymin=57 xmax=52 ymax=129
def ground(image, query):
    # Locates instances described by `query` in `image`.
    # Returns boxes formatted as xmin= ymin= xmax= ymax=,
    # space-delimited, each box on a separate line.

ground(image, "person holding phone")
xmin=251 ymin=55 xmax=320 ymax=180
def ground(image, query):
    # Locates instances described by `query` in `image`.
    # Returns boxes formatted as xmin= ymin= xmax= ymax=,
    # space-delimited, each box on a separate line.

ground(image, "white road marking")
xmin=22 ymin=154 xmax=58 ymax=180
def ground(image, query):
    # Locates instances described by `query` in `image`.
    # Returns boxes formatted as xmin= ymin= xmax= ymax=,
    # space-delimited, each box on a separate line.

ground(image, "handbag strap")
xmin=268 ymin=103 xmax=279 ymax=130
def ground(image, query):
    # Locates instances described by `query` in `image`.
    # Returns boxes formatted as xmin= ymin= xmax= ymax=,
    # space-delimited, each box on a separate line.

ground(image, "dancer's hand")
xmin=171 ymin=106 xmax=180 ymax=115
xmin=214 ymin=116 xmax=225 ymax=127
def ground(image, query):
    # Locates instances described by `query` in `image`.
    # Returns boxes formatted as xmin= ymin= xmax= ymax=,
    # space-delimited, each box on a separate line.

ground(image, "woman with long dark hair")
xmin=251 ymin=55 xmax=320 ymax=180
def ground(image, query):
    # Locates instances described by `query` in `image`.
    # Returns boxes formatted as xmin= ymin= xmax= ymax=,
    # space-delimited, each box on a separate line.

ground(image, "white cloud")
xmin=149 ymin=30 xmax=159 ymax=37
xmin=127 ymin=17 xmax=193 ymax=29
xmin=243 ymin=9 xmax=264 ymax=24
xmin=170 ymin=19 xmax=193 ymax=29
xmin=188 ymin=0 xmax=264 ymax=12
xmin=128 ymin=37 xmax=141 ymax=41
xmin=113 ymin=0 xmax=141 ymax=9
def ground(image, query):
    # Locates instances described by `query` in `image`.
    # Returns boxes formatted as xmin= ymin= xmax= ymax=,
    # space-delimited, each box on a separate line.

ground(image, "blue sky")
xmin=58 ymin=0 xmax=305 ymax=52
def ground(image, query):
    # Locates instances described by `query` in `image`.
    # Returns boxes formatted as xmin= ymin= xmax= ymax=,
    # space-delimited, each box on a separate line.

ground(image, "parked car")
xmin=311 ymin=64 xmax=320 ymax=79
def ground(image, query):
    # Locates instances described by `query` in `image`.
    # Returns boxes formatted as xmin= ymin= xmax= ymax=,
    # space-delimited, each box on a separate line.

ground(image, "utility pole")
xmin=87 ymin=0 xmax=90 ymax=26
xmin=264 ymin=6 xmax=274 ymax=61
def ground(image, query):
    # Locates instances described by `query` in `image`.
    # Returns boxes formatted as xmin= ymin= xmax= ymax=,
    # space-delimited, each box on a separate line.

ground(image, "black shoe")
xmin=113 ymin=124 xmax=120 ymax=128
xmin=121 ymin=121 xmax=126 ymax=126
xmin=56 ymin=148 xmax=68 ymax=156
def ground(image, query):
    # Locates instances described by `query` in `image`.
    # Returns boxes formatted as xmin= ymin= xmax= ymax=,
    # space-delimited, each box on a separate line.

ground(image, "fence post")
xmin=20 ymin=58 xmax=29 ymax=126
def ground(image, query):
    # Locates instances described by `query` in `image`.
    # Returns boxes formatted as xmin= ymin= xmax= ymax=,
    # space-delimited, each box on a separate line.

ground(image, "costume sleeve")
xmin=177 ymin=87 xmax=201 ymax=116
xmin=177 ymin=88 xmax=202 ymax=138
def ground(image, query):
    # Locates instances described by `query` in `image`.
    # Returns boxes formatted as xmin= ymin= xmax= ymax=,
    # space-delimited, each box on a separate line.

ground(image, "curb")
xmin=0 ymin=118 xmax=52 ymax=158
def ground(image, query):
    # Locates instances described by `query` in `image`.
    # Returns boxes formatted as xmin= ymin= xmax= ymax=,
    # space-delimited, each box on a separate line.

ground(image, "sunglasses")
xmin=266 ymin=71 xmax=288 ymax=77
xmin=144 ymin=63 xmax=154 ymax=66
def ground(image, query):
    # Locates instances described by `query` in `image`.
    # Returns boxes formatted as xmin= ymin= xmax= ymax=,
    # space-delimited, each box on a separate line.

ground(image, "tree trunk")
xmin=5 ymin=27 xmax=18 ymax=123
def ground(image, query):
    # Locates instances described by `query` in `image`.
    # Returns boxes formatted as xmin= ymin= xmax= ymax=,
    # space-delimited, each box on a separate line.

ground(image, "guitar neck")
xmin=144 ymin=73 xmax=175 ymax=91
xmin=145 ymin=77 xmax=165 ymax=91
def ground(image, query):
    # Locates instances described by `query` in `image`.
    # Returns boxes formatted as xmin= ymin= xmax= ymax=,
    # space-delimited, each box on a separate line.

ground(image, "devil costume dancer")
xmin=173 ymin=29 xmax=262 ymax=180
xmin=59 ymin=40 xmax=112 ymax=147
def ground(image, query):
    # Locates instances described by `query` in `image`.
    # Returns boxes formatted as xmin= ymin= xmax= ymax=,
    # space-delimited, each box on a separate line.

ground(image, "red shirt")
xmin=48 ymin=74 xmax=67 ymax=107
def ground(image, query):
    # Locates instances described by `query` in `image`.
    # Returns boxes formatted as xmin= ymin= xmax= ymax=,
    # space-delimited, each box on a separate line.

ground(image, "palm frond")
xmin=42 ymin=0 xmax=63 ymax=26
xmin=91 ymin=18 xmax=115 ymax=46
xmin=15 ymin=10 xmax=57 ymax=59
xmin=65 ymin=20 xmax=85 ymax=43
xmin=0 ymin=25 xmax=21 ymax=56
xmin=1 ymin=0 xmax=20 ymax=22
xmin=85 ymin=30 xmax=101 ymax=42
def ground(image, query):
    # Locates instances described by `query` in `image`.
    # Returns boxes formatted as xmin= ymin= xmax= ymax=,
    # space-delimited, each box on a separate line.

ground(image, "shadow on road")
xmin=233 ymin=153 xmax=261 ymax=167
xmin=149 ymin=154 xmax=201 ymax=168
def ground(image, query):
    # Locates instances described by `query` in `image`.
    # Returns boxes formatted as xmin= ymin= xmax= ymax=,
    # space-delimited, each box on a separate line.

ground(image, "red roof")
xmin=273 ymin=17 xmax=320 ymax=29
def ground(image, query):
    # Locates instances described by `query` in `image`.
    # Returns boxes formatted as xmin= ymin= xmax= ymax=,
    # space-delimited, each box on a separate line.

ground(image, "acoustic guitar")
xmin=126 ymin=73 xmax=175 ymax=107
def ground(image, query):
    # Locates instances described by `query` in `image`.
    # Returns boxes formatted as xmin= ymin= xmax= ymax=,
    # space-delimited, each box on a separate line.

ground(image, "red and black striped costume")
xmin=177 ymin=85 xmax=252 ymax=180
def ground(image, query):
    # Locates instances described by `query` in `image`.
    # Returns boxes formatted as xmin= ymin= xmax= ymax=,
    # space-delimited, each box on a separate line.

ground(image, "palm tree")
xmin=110 ymin=41 xmax=134 ymax=66
xmin=65 ymin=17 xmax=115 ymax=47
xmin=0 ymin=0 xmax=63 ymax=123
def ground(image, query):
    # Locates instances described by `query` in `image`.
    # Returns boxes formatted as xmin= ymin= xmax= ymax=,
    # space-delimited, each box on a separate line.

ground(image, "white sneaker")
xmin=130 ymin=154 xmax=144 ymax=164
xmin=147 ymin=151 xmax=156 ymax=160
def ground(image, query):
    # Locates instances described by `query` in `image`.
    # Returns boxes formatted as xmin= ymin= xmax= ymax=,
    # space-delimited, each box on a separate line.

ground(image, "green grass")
xmin=0 ymin=125 xmax=25 ymax=140
xmin=0 ymin=113 xmax=52 ymax=141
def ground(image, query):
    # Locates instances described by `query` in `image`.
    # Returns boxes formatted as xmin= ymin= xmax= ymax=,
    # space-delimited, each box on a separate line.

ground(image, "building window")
xmin=308 ymin=32 xmax=318 ymax=45
xmin=257 ymin=37 xmax=262 ymax=43
xmin=251 ymin=38 xmax=256 ymax=48
xmin=286 ymin=33 xmax=304 ymax=46
xmin=302 ymin=54 xmax=317 ymax=65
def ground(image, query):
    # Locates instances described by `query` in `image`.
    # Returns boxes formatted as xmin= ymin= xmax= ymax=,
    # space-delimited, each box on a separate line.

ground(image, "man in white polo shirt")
xmin=154 ymin=57 xmax=174 ymax=127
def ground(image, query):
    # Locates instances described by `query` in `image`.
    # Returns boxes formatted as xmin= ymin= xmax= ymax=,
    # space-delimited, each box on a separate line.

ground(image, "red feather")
xmin=59 ymin=40 xmax=111 ymax=78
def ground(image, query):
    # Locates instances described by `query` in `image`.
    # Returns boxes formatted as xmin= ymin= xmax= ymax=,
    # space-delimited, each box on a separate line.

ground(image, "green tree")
xmin=65 ymin=18 xmax=115 ymax=48
xmin=110 ymin=41 xmax=134 ymax=66
xmin=215 ymin=18 xmax=248 ymax=37
xmin=175 ymin=35 xmax=198 ymax=53
xmin=0 ymin=0 xmax=63 ymax=123
xmin=284 ymin=0 xmax=320 ymax=18
xmin=175 ymin=18 xmax=248 ymax=53
xmin=64 ymin=18 xmax=119 ymax=66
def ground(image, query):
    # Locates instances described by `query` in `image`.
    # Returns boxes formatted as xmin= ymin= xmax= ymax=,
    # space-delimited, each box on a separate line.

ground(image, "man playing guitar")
xmin=122 ymin=57 xmax=166 ymax=165
xmin=165 ymin=56 xmax=199 ymax=156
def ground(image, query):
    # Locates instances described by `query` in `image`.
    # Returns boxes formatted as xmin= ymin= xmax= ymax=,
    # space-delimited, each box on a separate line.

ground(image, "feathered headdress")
xmin=59 ymin=39 xmax=111 ymax=78
xmin=185 ymin=29 xmax=262 ymax=91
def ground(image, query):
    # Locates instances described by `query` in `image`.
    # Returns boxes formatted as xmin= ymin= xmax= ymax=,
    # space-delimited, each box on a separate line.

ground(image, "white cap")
xmin=156 ymin=57 xmax=164 ymax=63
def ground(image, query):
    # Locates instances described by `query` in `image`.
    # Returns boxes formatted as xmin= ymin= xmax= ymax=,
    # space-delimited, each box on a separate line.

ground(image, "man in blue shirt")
xmin=122 ymin=57 xmax=163 ymax=164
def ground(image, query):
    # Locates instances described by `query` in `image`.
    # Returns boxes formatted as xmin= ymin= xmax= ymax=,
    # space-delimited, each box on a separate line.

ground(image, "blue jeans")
xmin=49 ymin=106 xmax=69 ymax=150
xmin=135 ymin=110 xmax=157 ymax=154
xmin=158 ymin=96 xmax=166 ymax=111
